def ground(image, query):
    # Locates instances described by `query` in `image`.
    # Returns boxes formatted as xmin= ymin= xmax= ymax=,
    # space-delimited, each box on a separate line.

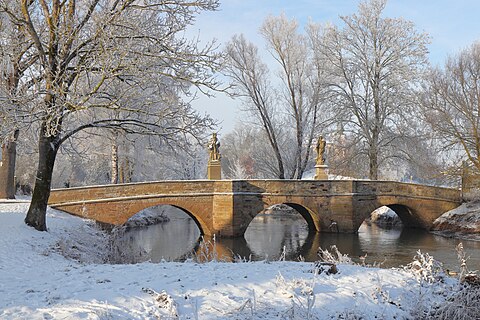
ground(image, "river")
xmin=110 ymin=206 xmax=480 ymax=270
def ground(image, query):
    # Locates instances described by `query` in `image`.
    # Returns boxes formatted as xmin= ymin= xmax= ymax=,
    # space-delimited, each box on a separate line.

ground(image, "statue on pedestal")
xmin=208 ymin=133 xmax=221 ymax=162
xmin=207 ymin=133 xmax=222 ymax=180
xmin=314 ymin=135 xmax=328 ymax=180
xmin=315 ymin=136 xmax=326 ymax=165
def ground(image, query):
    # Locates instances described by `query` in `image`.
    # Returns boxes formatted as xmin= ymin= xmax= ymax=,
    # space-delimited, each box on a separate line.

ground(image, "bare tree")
xmin=225 ymin=34 xmax=286 ymax=178
xmin=261 ymin=15 xmax=325 ymax=179
xmin=326 ymin=128 xmax=368 ymax=178
xmin=0 ymin=8 xmax=37 ymax=198
xmin=309 ymin=0 xmax=429 ymax=179
xmin=225 ymin=15 xmax=327 ymax=179
xmin=221 ymin=124 xmax=274 ymax=179
xmin=421 ymin=41 xmax=480 ymax=174
xmin=58 ymin=131 xmax=209 ymax=184
xmin=0 ymin=0 xmax=221 ymax=231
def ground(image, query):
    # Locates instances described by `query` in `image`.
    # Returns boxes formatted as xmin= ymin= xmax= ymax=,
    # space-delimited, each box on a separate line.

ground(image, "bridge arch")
xmin=245 ymin=201 xmax=319 ymax=234
xmin=354 ymin=203 xmax=423 ymax=232
xmin=283 ymin=203 xmax=319 ymax=233
xmin=385 ymin=204 xmax=417 ymax=227
xmin=126 ymin=204 xmax=208 ymax=235
xmin=127 ymin=202 xmax=211 ymax=236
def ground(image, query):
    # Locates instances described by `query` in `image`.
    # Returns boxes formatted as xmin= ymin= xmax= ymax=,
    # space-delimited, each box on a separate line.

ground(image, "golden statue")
xmin=208 ymin=133 xmax=221 ymax=162
xmin=315 ymin=136 xmax=326 ymax=165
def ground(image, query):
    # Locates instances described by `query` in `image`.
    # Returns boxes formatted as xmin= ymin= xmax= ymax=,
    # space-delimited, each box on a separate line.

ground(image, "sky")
xmin=187 ymin=0 xmax=480 ymax=134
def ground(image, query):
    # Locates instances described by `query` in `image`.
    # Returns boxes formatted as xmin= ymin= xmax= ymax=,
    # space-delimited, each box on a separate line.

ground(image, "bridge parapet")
xmin=49 ymin=180 xmax=218 ymax=205
xmin=231 ymin=180 xmax=461 ymax=201
xmin=231 ymin=180 xmax=355 ymax=196
xmin=350 ymin=181 xmax=461 ymax=201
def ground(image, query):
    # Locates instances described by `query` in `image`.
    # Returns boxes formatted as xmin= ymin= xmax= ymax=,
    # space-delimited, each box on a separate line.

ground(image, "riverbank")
xmin=366 ymin=203 xmax=480 ymax=242
xmin=432 ymin=200 xmax=480 ymax=241
xmin=0 ymin=203 xmax=478 ymax=319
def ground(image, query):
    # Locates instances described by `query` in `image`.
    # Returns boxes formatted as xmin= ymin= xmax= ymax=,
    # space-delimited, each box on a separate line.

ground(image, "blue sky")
xmin=188 ymin=0 xmax=480 ymax=133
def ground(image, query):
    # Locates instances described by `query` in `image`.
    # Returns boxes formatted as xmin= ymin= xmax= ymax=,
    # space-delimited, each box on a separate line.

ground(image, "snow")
xmin=302 ymin=168 xmax=356 ymax=180
xmin=432 ymin=200 xmax=480 ymax=241
xmin=367 ymin=206 xmax=403 ymax=228
xmin=123 ymin=206 xmax=170 ymax=228
xmin=0 ymin=202 xmax=474 ymax=319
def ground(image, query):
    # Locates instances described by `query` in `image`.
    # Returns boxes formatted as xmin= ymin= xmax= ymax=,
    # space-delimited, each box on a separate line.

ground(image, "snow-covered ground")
xmin=0 ymin=203 xmax=477 ymax=319
xmin=365 ymin=206 xmax=403 ymax=228
xmin=432 ymin=200 xmax=480 ymax=241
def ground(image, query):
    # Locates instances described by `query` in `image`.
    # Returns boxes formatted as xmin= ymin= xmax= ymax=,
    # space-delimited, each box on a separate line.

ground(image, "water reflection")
xmin=135 ymin=218 xmax=200 ymax=262
xmin=245 ymin=214 xmax=308 ymax=260
xmin=111 ymin=217 xmax=200 ymax=263
xmin=112 ymin=209 xmax=480 ymax=271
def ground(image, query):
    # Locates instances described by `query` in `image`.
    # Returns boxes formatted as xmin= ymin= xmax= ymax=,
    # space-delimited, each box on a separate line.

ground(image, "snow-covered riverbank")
xmin=365 ymin=203 xmax=480 ymax=242
xmin=0 ymin=203 xmax=478 ymax=319
xmin=432 ymin=200 xmax=480 ymax=241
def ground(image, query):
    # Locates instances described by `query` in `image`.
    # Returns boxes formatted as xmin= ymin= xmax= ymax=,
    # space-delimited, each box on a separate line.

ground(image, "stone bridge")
xmin=48 ymin=180 xmax=462 ymax=237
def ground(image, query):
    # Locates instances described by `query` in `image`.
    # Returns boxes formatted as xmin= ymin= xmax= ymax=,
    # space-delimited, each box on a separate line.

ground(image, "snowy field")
xmin=0 ymin=203 xmax=477 ymax=319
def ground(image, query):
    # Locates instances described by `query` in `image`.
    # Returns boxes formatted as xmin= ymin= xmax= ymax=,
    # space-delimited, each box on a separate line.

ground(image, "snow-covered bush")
xmin=191 ymin=236 xmax=220 ymax=263
xmin=142 ymin=287 xmax=179 ymax=318
xmin=317 ymin=245 xmax=353 ymax=264
xmin=313 ymin=245 xmax=352 ymax=275
xmin=410 ymin=244 xmax=480 ymax=319
xmin=51 ymin=220 xmax=110 ymax=264
xmin=405 ymin=250 xmax=444 ymax=284
xmin=424 ymin=282 xmax=480 ymax=320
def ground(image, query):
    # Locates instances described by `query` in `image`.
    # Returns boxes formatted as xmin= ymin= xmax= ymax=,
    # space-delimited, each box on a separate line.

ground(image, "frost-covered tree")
xmin=309 ymin=0 xmax=430 ymax=179
xmin=421 ymin=41 xmax=480 ymax=174
xmin=0 ymin=8 xmax=38 ymax=198
xmin=260 ymin=15 xmax=326 ymax=179
xmin=0 ymin=0 xmax=221 ymax=231
xmin=52 ymin=131 xmax=209 ymax=187
xmin=221 ymin=125 xmax=268 ymax=179
xmin=225 ymin=15 xmax=328 ymax=179
xmin=225 ymin=34 xmax=286 ymax=178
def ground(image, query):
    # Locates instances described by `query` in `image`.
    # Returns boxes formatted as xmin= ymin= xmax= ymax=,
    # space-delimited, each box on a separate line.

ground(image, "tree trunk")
xmin=111 ymin=143 xmax=118 ymax=184
xmin=273 ymin=147 xmax=285 ymax=179
xmin=0 ymin=129 xmax=19 ymax=199
xmin=369 ymin=122 xmax=380 ymax=180
xmin=261 ymin=119 xmax=285 ymax=179
xmin=295 ymin=124 xmax=303 ymax=180
xmin=368 ymin=144 xmax=379 ymax=180
xmin=24 ymin=126 xmax=59 ymax=231
xmin=121 ymin=157 xmax=132 ymax=183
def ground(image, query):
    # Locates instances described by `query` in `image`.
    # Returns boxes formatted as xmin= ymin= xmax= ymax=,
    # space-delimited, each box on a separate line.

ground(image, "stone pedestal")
xmin=207 ymin=160 xmax=222 ymax=180
xmin=314 ymin=164 xmax=328 ymax=180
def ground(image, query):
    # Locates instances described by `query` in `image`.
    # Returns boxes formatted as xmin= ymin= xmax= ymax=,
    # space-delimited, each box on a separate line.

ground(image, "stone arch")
xmin=385 ymin=204 xmax=421 ymax=228
xmin=283 ymin=203 xmax=319 ymax=233
xmin=128 ymin=203 xmax=210 ymax=236
xmin=172 ymin=205 xmax=210 ymax=235
xmin=246 ymin=201 xmax=319 ymax=234
xmin=354 ymin=203 xmax=420 ymax=232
